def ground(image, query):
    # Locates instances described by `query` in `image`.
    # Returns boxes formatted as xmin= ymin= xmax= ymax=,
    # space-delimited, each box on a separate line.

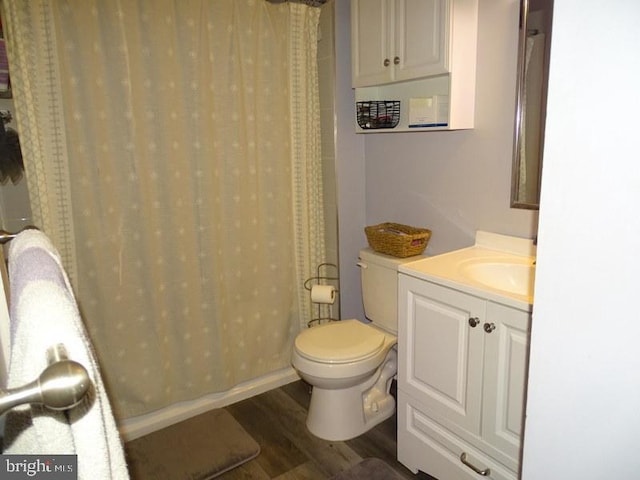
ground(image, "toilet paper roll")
xmin=310 ymin=285 xmax=337 ymax=304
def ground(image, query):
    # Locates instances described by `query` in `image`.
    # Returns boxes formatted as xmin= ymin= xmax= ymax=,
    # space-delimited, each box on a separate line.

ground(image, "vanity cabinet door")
xmin=398 ymin=274 xmax=485 ymax=434
xmin=482 ymin=302 xmax=530 ymax=461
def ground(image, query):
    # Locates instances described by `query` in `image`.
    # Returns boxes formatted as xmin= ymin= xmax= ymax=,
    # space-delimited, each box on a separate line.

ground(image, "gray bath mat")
xmin=330 ymin=458 xmax=405 ymax=479
xmin=125 ymin=408 xmax=260 ymax=479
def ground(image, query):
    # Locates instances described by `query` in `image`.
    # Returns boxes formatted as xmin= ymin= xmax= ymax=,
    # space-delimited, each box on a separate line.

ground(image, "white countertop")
xmin=398 ymin=231 xmax=535 ymax=311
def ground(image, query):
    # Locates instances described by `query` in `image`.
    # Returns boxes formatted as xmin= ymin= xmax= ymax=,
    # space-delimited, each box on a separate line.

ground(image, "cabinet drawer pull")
xmin=394 ymin=56 xmax=400 ymax=65
xmin=460 ymin=452 xmax=491 ymax=476
xmin=383 ymin=58 xmax=390 ymax=67
xmin=483 ymin=322 xmax=496 ymax=333
xmin=468 ymin=317 xmax=480 ymax=327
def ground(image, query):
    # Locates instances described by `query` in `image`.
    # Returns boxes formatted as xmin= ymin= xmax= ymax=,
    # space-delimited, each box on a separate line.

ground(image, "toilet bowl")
xmin=292 ymin=319 xmax=398 ymax=441
xmin=292 ymin=248 xmax=422 ymax=441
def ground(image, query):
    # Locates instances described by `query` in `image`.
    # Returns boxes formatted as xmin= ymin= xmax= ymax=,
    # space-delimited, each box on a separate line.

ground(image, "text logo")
xmin=0 ymin=455 xmax=77 ymax=479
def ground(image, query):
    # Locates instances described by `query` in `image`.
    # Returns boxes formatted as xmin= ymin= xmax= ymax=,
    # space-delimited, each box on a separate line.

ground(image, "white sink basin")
xmin=461 ymin=260 xmax=535 ymax=297
xmin=399 ymin=231 xmax=536 ymax=307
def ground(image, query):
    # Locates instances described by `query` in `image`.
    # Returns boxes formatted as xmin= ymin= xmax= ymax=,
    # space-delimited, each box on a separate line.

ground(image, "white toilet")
xmin=291 ymin=248 xmax=418 ymax=441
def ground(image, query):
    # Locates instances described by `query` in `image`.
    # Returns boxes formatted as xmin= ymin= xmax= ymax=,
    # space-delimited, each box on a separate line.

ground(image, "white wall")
xmin=521 ymin=1 xmax=640 ymax=478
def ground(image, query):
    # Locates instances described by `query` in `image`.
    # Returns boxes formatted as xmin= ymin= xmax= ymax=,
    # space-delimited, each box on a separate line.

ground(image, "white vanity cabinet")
xmin=397 ymin=274 xmax=530 ymax=480
xmin=351 ymin=0 xmax=448 ymax=87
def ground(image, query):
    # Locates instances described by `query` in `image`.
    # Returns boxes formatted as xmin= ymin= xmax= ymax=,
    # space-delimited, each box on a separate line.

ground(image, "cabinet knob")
xmin=394 ymin=56 xmax=400 ymax=65
xmin=383 ymin=58 xmax=390 ymax=67
xmin=483 ymin=322 xmax=496 ymax=333
xmin=468 ymin=317 xmax=480 ymax=328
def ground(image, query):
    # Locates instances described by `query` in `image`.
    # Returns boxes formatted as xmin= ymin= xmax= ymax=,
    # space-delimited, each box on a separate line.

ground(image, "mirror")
xmin=511 ymin=0 xmax=554 ymax=209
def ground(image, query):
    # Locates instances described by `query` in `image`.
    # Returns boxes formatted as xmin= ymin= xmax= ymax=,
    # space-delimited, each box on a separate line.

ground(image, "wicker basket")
xmin=365 ymin=223 xmax=431 ymax=258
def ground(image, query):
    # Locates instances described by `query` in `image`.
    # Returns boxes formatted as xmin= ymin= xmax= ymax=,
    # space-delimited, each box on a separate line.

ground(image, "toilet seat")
xmin=294 ymin=319 xmax=386 ymax=364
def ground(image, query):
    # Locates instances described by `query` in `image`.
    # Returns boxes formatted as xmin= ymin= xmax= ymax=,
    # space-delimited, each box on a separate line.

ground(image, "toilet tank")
xmin=358 ymin=248 xmax=422 ymax=334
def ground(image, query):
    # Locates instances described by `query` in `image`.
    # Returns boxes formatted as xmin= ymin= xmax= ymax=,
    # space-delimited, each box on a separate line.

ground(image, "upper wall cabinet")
xmin=351 ymin=0 xmax=478 ymax=132
xmin=352 ymin=0 xmax=447 ymax=87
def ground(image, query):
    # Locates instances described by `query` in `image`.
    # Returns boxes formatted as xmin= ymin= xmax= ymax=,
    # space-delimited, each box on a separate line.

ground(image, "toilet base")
xmin=305 ymin=349 xmax=397 ymax=441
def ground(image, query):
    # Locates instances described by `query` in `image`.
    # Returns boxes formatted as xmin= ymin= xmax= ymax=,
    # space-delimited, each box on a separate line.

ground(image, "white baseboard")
xmin=119 ymin=367 xmax=300 ymax=442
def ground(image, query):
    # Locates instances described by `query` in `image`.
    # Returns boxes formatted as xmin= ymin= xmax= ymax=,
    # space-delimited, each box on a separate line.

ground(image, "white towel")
xmin=3 ymin=230 xmax=129 ymax=480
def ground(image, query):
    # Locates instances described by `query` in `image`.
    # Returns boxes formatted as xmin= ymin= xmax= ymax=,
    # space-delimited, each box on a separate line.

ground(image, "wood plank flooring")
xmin=218 ymin=380 xmax=436 ymax=479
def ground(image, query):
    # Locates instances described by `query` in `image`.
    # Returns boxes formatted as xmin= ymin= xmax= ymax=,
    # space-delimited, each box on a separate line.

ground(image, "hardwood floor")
xmin=218 ymin=380 xmax=436 ymax=480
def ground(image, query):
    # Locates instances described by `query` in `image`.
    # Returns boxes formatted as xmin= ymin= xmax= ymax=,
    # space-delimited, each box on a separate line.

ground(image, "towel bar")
xmin=0 ymin=345 xmax=90 ymax=416
xmin=0 ymin=226 xmax=39 ymax=245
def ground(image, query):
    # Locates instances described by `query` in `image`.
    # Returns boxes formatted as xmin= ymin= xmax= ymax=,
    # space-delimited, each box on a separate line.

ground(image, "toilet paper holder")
xmin=304 ymin=263 xmax=340 ymax=327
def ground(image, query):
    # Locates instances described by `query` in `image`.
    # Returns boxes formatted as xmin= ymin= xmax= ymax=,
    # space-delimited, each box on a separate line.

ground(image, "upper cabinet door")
xmin=394 ymin=0 xmax=448 ymax=82
xmin=351 ymin=0 xmax=393 ymax=87
xmin=351 ymin=0 xmax=449 ymax=87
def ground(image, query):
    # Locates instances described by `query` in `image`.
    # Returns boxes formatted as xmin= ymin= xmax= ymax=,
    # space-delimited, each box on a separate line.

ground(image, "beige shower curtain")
xmin=2 ymin=0 xmax=325 ymax=419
